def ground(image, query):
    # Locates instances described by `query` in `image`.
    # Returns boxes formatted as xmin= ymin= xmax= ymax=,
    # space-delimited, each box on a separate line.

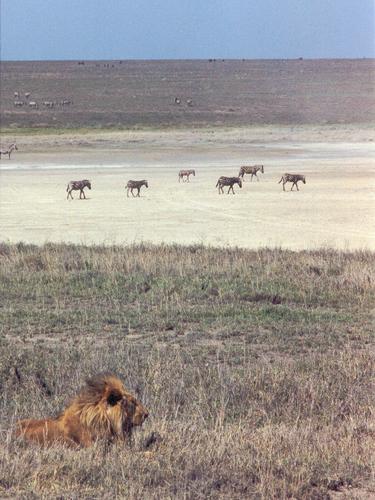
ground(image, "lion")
xmin=15 ymin=373 xmax=149 ymax=447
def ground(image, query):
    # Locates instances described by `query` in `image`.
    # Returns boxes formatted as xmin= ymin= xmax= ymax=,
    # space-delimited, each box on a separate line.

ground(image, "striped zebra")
xmin=238 ymin=164 xmax=264 ymax=181
xmin=216 ymin=176 xmax=242 ymax=194
xmin=278 ymin=173 xmax=306 ymax=191
xmin=178 ymin=169 xmax=195 ymax=182
xmin=0 ymin=143 xmax=18 ymax=159
xmin=126 ymin=180 xmax=148 ymax=197
xmin=66 ymin=179 xmax=91 ymax=199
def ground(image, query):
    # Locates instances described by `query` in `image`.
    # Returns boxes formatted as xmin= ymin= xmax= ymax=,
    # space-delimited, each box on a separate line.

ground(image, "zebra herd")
xmin=66 ymin=179 xmax=150 ymax=199
xmin=0 ymin=145 xmax=306 ymax=195
xmin=11 ymin=90 xmax=73 ymax=109
xmin=216 ymin=165 xmax=306 ymax=194
xmin=65 ymin=167 xmax=306 ymax=200
xmin=13 ymin=99 xmax=73 ymax=109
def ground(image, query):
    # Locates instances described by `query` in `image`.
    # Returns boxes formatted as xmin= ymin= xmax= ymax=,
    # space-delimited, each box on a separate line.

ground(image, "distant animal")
xmin=186 ymin=98 xmax=193 ymax=106
xmin=28 ymin=101 xmax=38 ymax=108
xmin=66 ymin=179 xmax=91 ymax=199
xmin=178 ymin=169 xmax=195 ymax=182
xmin=238 ymin=165 xmax=264 ymax=181
xmin=13 ymin=101 xmax=24 ymax=107
xmin=126 ymin=180 xmax=148 ymax=197
xmin=278 ymin=173 xmax=306 ymax=191
xmin=174 ymin=97 xmax=181 ymax=105
xmin=24 ymin=92 xmax=31 ymax=99
xmin=14 ymin=373 xmax=149 ymax=448
xmin=14 ymin=91 xmax=19 ymax=98
xmin=216 ymin=176 xmax=242 ymax=194
xmin=43 ymin=101 xmax=54 ymax=108
xmin=0 ymin=143 xmax=18 ymax=160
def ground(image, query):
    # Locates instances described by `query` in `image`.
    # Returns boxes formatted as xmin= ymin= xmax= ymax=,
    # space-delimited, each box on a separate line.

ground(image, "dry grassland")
xmin=1 ymin=59 xmax=374 ymax=128
xmin=0 ymin=243 xmax=374 ymax=498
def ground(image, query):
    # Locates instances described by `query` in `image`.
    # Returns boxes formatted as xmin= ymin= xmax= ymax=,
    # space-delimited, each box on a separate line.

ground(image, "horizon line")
xmin=1 ymin=56 xmax=374 ymax=63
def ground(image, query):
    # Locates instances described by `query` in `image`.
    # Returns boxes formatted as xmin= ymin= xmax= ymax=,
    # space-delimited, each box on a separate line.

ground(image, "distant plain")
xmin=1 ymin=59 xmax=374 ymax=128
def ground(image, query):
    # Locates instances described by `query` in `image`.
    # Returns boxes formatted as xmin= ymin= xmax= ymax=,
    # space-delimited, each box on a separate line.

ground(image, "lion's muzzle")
xmin=133 ymin=404 xmax=149 ymax=426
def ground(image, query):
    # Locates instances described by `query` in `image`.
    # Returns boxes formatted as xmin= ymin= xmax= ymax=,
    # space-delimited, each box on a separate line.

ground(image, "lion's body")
xmin=16 ymin=417 xmax=85 ymax=446
xmin=15 ymin=374 xmax=148 ymax=447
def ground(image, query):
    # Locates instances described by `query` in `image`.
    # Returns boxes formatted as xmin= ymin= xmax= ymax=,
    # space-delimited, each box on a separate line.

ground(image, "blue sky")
xmin=1 ymin=0 xmax=374 ymax=60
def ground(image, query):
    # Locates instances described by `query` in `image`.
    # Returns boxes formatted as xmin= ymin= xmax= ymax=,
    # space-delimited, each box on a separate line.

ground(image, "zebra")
xmin=186 ymin=98 xmax=193 ymax=107
xmin=174 ymin=97 xmax=181 ymax=105
xmin=216 ymin=176 xmax=242 ymax=194
xmin=14 ymin=92 xmax=19 ymax=98
xmin=66 ymin=179 xmax=91 ymax=199
xmin=238 ymin=164 xmax=264 ymax=181
xmin=178 ymin=169 xmax=195 ymax=182
xmin=126 ymin=180 xmax=148 ymax=197
xmin=13 ymin=101 xmax=24 ymax=107
xmin=278 ymin=173 xmax=306 ymax=191
xmin=0 ymin=143 xmax=18 ymax=159
xmin=24 ymin=92 xmax=31 ymax=99
xmin=28 ymin=101 xmax=38 ymax=108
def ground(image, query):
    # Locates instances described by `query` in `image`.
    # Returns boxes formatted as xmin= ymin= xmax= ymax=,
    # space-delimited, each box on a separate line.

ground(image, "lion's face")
xmin=122 ymin=394 xmax=149 ymax=427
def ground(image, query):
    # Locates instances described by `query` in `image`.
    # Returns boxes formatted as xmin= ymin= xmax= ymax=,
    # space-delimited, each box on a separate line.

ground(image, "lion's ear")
xmin=107 ymin=389 xmax=123 ymax=406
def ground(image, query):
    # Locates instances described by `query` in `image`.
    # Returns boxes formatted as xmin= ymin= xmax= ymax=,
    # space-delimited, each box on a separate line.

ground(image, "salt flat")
xmin=1 ymin=127 xmax=374 ymax=249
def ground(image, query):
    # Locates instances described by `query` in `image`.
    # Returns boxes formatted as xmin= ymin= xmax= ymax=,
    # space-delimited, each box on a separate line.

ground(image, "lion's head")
xmin=75 ymin=373 xmax=149 ymax=439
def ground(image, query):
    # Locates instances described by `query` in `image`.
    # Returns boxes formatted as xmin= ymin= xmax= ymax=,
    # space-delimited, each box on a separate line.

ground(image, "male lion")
xmin=15 ymin=373 xmax=148 ymax=447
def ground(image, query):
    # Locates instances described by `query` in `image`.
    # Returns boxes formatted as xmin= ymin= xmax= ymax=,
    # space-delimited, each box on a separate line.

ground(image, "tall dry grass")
xmin=0 ymin=243 xmax=374 ymax=498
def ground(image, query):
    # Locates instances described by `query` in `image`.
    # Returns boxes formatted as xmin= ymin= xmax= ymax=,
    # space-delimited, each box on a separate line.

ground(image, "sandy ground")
xmin=0 ymin=126 xmax=374 ymax=250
